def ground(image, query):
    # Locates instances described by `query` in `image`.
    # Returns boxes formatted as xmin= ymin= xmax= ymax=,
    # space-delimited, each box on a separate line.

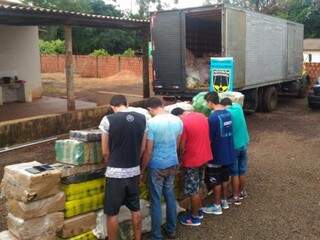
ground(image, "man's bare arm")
xmin=140 ymin=133 xmax=147 ymax=158
xmin=101 ymin=132 xmax=110 ymax=164
xmin=176 ymin=134 xmax=182 ymax=150
xmin=142 ymin=139 xmax=153 ymax=172
xmin=179 ymin=135 xmax=186 ymax=157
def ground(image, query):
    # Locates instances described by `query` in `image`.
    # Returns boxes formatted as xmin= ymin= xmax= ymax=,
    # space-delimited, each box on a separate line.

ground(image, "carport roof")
xmin=0 ymin=3 xmax=149 ymax=29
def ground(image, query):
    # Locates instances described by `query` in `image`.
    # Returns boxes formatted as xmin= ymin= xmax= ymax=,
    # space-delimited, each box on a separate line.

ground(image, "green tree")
xmin=39 ymin=39 xmax=65 ymax=54
xmin=23 ymin=0 xmax=92 ymax=12
xmin=24 ymin=0 xmax=143 ymax=55
xmin=122 ymin=48 xmax=135 ymax=57
xmin=211 ymin=0 xmax=319 ymax=38
xmin=90 ymin=49 xmax=110 ymax=56
xmin=273 ymin=0 xmax=320 ymax=38
xmin=135 ymin=0 xmax=179 ymax=17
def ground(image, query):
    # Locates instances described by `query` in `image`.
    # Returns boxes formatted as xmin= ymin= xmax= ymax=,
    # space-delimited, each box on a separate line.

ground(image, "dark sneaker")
xmin=163 ymin=228 xmax=176 ymax=239
xmin=178 ymin=213 xmax=201 ymax=226
xmin=185 ymin=208 xmax=204 ymax=219
xmin=228 ymin=197 xmax=242 ymax=206
xmin=239 ymin=190 xmax=248 ymax=200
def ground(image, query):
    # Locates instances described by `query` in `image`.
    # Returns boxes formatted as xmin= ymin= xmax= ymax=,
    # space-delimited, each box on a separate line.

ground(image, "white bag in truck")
xmin=164 ymin=102 xmax=194 ymax=113
xmin=218 ymin=91 xmax=245 ymax=107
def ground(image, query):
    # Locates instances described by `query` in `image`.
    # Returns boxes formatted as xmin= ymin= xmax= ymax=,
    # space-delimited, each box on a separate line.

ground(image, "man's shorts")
xmin=204 ymin=165 xmax=230 ymax=189
xmin=229 ymin=147 xmax=248 ymax=176
xmin=104 ymin=176 xmax=140 ymax=216
xmin=183 ymin=167 xmax=204 ymax=196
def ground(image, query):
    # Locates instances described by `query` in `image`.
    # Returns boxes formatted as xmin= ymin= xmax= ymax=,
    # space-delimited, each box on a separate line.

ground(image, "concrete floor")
xmin=0 ymin=96 xmax=96 ymax=122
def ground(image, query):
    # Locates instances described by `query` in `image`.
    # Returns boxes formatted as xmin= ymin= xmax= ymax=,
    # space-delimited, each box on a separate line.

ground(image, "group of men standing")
xmin=99 ymin=92 xmax=249 ymax=240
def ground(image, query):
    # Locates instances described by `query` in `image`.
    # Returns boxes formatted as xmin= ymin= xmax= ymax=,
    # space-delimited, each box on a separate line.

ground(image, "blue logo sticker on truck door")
xmin=209 ymin=57 xmax=234 ymax=93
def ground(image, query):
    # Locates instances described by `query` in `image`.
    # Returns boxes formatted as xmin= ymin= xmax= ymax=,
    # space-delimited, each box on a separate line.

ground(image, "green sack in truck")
xmin=192 ymin=91 xmax=245 ymax=117
xmin=192 ymin=92 xmax=212 ymax=116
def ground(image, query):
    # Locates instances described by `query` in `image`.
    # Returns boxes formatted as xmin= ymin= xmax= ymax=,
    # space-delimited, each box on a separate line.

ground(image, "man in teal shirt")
xmin=221 ymin=98 xmax=250 ymax=202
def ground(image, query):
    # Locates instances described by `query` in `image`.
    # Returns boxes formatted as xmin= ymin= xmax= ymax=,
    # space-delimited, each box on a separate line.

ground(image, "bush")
xmin=121 ymin=48 xmax=135 ymax=57
xmin=39 ymin=39 xmax=65 ymax=54
xmin=90 ymin=49 xmax=110 ymax=57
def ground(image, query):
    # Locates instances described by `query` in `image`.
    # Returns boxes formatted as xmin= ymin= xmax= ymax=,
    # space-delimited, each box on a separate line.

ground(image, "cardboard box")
xmin=59 ymin=212 xmax=97 ymax=238
xmin=6 ymin=192 xmax=65 ymax=220
xmin=1 ymin=161 xmax=61 ymax=202
xmin=7 ymin=212 xmax=64 ymax=240
xmin=0 ymin=230 xmax=17 ymax=240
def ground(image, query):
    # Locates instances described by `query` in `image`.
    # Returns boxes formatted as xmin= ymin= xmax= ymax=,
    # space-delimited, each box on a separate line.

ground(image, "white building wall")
xmin=303 ymin=51 xmax=320 ymax=63
xmin=0 ymin=25 xmax=42 ymax=102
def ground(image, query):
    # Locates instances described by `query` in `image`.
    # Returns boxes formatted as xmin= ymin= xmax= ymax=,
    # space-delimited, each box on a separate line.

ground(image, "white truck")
xmin=151 ymin=4 xmax=309 ymax=112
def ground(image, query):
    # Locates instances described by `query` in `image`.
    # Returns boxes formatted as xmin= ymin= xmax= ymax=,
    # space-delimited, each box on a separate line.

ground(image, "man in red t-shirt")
xmin=172 ymin=107 xmax=212 ymax=226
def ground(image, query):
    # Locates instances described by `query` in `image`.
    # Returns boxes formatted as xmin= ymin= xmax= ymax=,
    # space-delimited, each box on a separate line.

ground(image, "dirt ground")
xmin=42 ymin=72 xmax=144 ymax=105
xmin=1 ymin=96 xmax=320 ymax=239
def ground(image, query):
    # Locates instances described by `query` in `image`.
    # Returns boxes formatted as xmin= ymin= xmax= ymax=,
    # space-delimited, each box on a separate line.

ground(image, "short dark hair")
xmin=171 ymin=107 xmax=185 ymax=116
xmin=110 ymin=95 xmax=127 ymax=107
xmin=220 ymin=97 xmax=233 ymax=106
xmin=146 ymin=97 xmax=163 ymax=109
xmin=205 ymin=92 xmax=219 ymax=104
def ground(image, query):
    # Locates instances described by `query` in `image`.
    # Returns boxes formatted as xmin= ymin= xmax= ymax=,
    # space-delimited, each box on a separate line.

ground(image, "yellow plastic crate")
xmin=62 ymin=230 xmax=97 ymax=240
xmin=62 ymin=178 xmax=105 ymax=201
xmin=64 ymin=193 xmax=104 ymax=218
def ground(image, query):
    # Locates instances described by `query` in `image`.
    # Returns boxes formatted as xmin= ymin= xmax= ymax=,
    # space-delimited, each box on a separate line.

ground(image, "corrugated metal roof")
xmin=304 ymin=39 xmax=320 ymax=51
xmin=0 ymin=3 xmax=149 ymax=29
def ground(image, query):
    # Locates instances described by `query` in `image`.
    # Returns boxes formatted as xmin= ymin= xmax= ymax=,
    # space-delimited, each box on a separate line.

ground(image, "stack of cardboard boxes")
xmin=1 ymin=161 xmax=64 ymax=240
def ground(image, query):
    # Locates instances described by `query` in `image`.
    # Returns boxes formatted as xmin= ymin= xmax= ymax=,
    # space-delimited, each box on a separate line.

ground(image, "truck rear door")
xmin=151 ymin=10 xmax=184 ymax=92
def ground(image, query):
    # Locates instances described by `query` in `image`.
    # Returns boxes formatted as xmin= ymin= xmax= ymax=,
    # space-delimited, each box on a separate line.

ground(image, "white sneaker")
xmin=202 ymin=204 xmax=223 ymax=215
xmin=221 ymin=199 xmax=229 ymax=209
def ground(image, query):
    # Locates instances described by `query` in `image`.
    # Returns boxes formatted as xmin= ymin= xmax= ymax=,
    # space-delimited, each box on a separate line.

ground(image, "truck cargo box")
xmin=151 ymin=4 xmax=303 ymax=98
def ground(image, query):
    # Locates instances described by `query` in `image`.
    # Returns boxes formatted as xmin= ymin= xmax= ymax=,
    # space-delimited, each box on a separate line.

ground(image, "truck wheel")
xmin=262 ymin=86 xmax=278 ymax=112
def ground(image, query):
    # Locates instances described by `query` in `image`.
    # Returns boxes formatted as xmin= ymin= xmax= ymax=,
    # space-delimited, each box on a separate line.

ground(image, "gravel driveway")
xmin=1 ymin=96 xmax=319 ymax=239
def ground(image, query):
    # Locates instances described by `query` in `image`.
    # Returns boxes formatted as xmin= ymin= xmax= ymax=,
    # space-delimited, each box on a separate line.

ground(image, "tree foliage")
xmin=39 ymin=39 xmax=65 ymax=54
xmin=25 ymin=0 xmax=319 ymax=54
xmin=212 ymin=0 xmax=319 ymax=38
xmin=24 ymin=0 xmax=143 ymax=55
xmin=135 ymin=0 xmax=179 ymax=17
xmin=90 ymin=49 xmax=110 ymax=56
xmin=122 ymin=48 xmax=135 ymax=57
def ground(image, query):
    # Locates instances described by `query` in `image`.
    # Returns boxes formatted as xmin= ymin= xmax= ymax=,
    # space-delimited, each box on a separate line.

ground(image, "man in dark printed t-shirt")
xmin=99 ymin=95 xmax=146 ymax=240
xmin=202 ymin=92 xmax=236 ymax=215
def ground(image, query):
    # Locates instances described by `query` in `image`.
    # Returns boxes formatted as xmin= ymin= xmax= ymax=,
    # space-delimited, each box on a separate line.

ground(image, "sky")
xmin=105 ymin=0 xmax=212 ymax=14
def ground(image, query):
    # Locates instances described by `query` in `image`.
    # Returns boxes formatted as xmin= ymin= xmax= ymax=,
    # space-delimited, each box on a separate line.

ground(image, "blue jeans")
xmin=148 ymin=166 xmax=177 ymax=240
xmin=229 ymin=147 xmax=248 ymax=176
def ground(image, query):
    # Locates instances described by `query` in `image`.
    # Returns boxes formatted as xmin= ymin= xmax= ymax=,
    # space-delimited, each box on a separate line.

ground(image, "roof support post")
xmin=64 ymin=25 xmax=75 ymax=111
xmin=142 ymin=29 xmax=150 ymax=98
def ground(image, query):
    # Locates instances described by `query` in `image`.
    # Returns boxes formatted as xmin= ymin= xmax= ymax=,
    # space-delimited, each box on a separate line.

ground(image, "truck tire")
xmin=261 ymin=86 xmax=278 ymax=112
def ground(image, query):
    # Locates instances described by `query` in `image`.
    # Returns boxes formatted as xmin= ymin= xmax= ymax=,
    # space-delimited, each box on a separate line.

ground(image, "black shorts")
xmin=204 ymin=166 xmax=230 ymax=188
xmin=104 ymin=176 xmax=140 ymax=216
